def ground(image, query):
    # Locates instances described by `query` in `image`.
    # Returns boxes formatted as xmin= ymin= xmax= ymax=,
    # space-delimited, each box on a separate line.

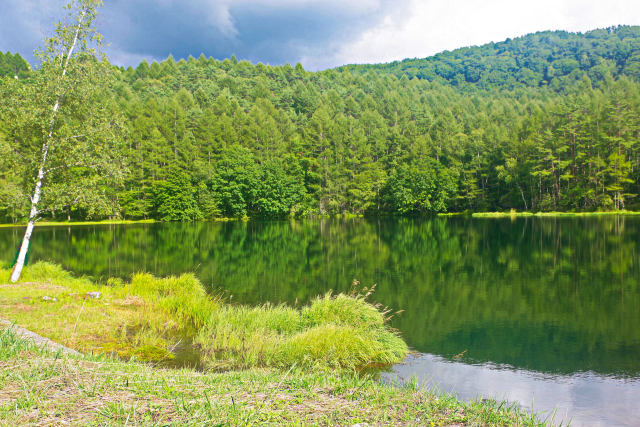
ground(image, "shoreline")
xmin=2 ymin=210 xmax=639 ymax=228
xmin=0 ymin=262 xmax=546 ymax=425
xmin=471 ymin=210 xmax=640 ymax=218
xmin=0 ymin=327 xmax=543 ymax=425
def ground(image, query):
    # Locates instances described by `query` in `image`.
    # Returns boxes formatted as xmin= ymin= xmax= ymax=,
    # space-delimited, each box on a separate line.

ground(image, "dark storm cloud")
xmin=0 ymin=0 xmax=403 ymax=70
xmin=0 ymin=1 xmax=61 ymax=63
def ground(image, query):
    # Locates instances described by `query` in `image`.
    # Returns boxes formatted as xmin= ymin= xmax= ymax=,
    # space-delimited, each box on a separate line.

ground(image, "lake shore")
xmin=0 ymin=219 xmax=157 ymax=228
xmin=0 ymin=263 xmax=544 ymax=425
xmin=0 ymin=217 xmax=254 ymax=228
xmin=2 ymin=210 xmax=640 ymax=228
xmin=0 ymin=328 xmax=542 ymax=426
xmin=471 ymin=210 xmax=640 ymax=218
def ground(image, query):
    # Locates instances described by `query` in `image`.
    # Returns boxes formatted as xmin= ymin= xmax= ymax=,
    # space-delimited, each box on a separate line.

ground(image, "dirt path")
xmin=0 ymin=318 xmax=80 ymax=356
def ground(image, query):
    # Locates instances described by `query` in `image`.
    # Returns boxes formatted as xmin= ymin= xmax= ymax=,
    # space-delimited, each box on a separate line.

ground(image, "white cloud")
xmin=321 ymin=0 xmax=640 ymax=68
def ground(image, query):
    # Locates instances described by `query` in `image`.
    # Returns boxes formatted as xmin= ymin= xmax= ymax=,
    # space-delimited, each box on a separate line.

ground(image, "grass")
xmin=0 ymin=263 xmax=211 ymax=364
xmin=0 ymin=263 xmax=552 ymax=425
xmin=0 ymin=328 xmax=546 ymax=425
xmin=0 ymin=219 xmax=157 ymax=228
xmin=472 ymin=210 xmax=640 ymax=218
xmin=0 ymin=217 xmax=250 ymax=228
xmin=0 ymin=262 xmax=407 ymax=371
xmin=196 ymin=291 xmax=407 ymax=370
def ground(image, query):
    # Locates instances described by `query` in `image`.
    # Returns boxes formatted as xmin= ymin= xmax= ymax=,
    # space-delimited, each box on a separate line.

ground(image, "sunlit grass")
xmin=473 ymin=210 xmax=640 ymax=218
xmin=0 ymin=219 xmax=157 ymax=228
xmin=1 ymin=262 xmax=407 ymax=371
xmin=0 ymin=262 xmax=217 ymax=363
xmin=196 ymin=291 xmax=408 ymax=370
xmin=0 ymin=329 xmax=547 ymax=426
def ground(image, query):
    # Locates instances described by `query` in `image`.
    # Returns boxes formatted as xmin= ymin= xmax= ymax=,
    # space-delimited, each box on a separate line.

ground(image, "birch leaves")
xmin=5 ymin=0 xmax=124 ymax=281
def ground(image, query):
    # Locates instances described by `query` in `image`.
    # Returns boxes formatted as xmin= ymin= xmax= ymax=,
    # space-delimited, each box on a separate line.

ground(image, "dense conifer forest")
xmin=1 ymin=26 xmax=640 ymax=222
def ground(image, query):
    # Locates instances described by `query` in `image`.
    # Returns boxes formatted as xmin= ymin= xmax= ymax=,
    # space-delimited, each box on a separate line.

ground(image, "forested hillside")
xmin=339 ymin=26 xmax=640 ymax=91
xmin=1 ymin=28 xmax=639 ymax=222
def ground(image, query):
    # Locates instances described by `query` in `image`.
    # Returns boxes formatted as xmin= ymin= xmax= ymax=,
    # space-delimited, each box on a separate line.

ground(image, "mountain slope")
xmin=337 ymin=26 xmax=640 ymax=91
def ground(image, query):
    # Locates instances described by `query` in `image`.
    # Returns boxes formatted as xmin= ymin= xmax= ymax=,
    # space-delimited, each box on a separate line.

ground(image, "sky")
xmin=1 ymin=0 xmax=640 ymax=71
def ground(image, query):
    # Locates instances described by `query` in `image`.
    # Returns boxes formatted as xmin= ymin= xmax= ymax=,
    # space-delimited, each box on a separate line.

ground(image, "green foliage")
xmin=382 ymin=159 xmax=457 ymax=214
xmin=196 ymin=291 xmax=408 ymax=370
xmin=0 ymin=0 xmax=126 ymax=225
xmin=0 ymin=51 xmax=30 ymax=79
xmin=2 ymin=26 xmax=640 ymax=222
xmin=254 ymin=158 xmax=305 ymax=217
xmin=209 ymin=146 xmax=259 ymax=217
xmin=153 ymin=171 xmax=203 ymax=221
xmin=339 ymin=26 xmax=640 ymax=91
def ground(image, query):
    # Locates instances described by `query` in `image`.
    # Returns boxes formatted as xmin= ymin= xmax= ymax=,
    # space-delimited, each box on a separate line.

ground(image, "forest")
xmin=1 ymin=26 xmax=639 ymax=222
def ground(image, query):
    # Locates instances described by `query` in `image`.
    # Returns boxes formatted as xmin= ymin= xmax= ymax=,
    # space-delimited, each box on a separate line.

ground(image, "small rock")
xmin=86 ymin=291 xmax=101 ymax=299
xmin=42 ymin=296 xmax=58 ymax=302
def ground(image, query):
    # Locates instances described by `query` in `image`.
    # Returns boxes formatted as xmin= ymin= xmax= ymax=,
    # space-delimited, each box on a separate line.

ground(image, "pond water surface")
xmin=1 ymin=217 xmax=639 ymax=426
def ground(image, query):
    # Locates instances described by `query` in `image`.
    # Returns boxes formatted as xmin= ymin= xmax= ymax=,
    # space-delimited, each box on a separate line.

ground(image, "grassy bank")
xmin=0 ymin=219 xmax=157 ymax=228
xmin=0 ymin=217 xmax=251 ymax=228
xmin=0 ymin=263 xmax=406 ymax=370
xmin=3 ymin=210 xmax=638 ymax=228
xmin=0 ymin=329 xmax=544 ymax=425
xmin=472 ymin=210 xmax=640 ymax=218
xmin=0 ymin=263 xmax=550 ymax=425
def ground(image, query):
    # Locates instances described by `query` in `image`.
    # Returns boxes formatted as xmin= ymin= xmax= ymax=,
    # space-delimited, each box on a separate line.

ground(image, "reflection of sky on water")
xmin=384 ymin=354 xmax=640 ymax=426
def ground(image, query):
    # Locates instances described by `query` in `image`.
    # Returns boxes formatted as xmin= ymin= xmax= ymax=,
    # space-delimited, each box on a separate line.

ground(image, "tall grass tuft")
xmin=196 ymin=290 xmax=408 ymax=371
xmin=3 ymin=262 xmax=409 ymax=371
xmin=302 ymin=292 xmax=385 ymax=328
xmin=0 ymin=328 xmax=37 ymax=360
xmin=124 ymin=273 xmax=217 ymax=330
xmin=275 ymin=324 xmax=407 ymax=369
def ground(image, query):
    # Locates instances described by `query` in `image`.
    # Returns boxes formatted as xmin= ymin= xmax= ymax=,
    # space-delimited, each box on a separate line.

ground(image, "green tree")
xmin=153 ymin=171 xmax=203 ymax=221
xmin=2 ymin=0 xmax=124 ymax=282
xmin=210 ymin=146 xmax=259 ymax=217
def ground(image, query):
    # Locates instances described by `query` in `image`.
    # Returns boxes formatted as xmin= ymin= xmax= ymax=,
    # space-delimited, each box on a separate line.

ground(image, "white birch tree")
xmin=0 ymin=0 xmax=125 ymax=282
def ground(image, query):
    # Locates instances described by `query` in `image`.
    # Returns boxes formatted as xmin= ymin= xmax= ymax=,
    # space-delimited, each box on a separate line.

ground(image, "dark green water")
xmin=2 ymin=217 xmax=639 ymax=425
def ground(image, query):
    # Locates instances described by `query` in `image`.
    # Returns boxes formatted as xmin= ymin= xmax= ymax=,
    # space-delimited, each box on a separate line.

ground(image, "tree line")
xmin=1 ymin=27 xmax=639 ymax=222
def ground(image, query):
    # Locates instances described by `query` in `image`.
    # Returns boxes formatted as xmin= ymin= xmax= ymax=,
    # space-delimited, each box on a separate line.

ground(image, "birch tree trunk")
xmin=10 ymin=8 xmax=86 ymax=283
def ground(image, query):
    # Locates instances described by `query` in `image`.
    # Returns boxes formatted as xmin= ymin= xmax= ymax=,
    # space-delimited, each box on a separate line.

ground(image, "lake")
xmin=2 ymin=217 xmax=639 ymax=426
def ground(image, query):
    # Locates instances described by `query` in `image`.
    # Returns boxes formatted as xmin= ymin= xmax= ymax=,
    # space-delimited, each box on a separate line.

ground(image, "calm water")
xmin=2 ymin=217 xmax=639 ymax=426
